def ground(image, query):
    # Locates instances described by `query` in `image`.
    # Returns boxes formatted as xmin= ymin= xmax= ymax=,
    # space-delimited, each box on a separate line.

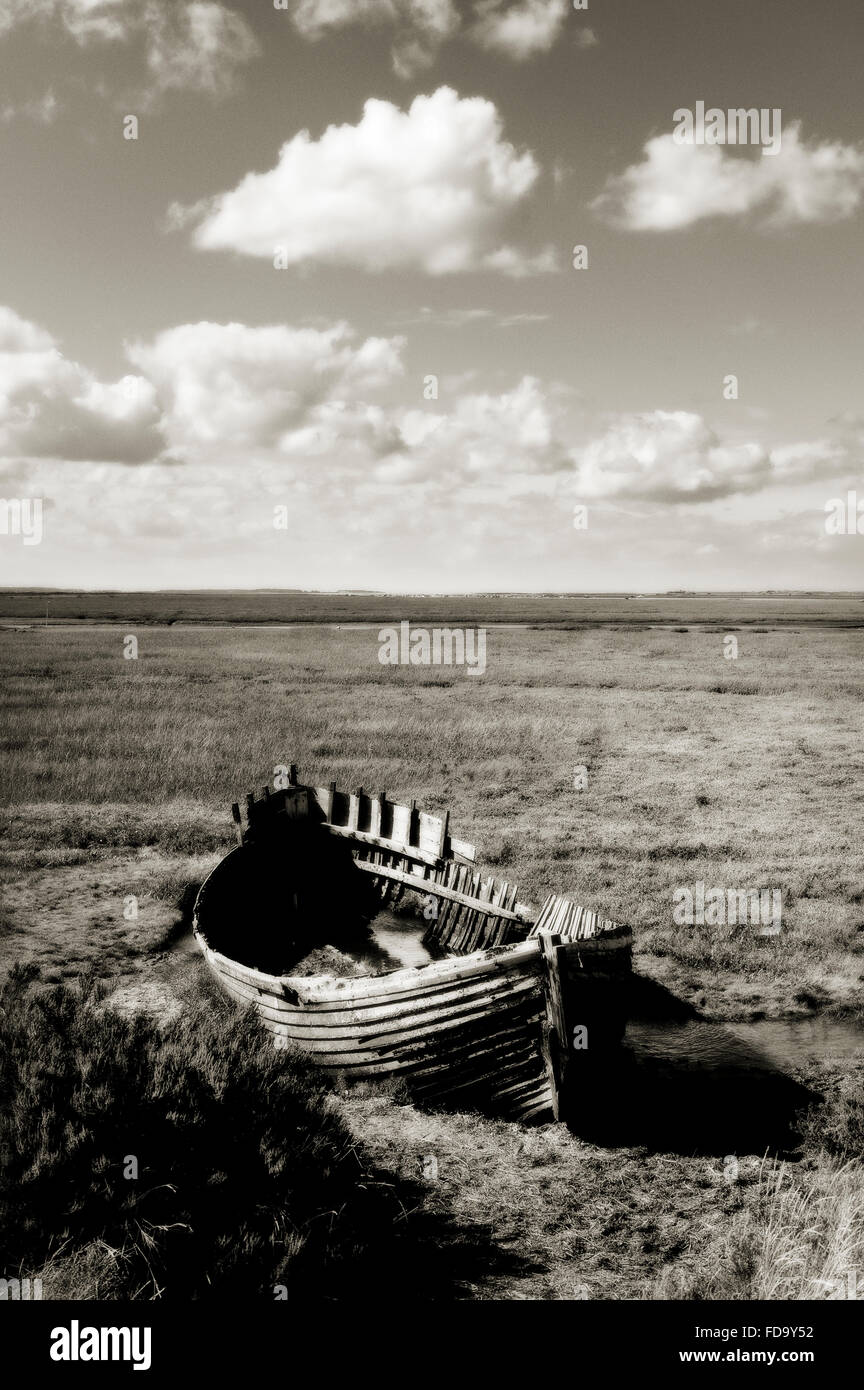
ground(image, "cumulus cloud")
xmin=2 ymin=306 xmax=856 ymax=521
xmin=181 ymin=87 xmax=552 ymax=276
xmin=471 ymin=0 xmax=567 ymax=60
xmin=393 ymin=376 xmax=569 ymax=482
xmin=571 ymin=410 xmax=852 ymax=501
xmin=0 ymin=306 xmax=57 ymax=352
xmin=0 ymin=1 xmax=258 ymax=98
xmin=0 ymin=306 xmax=163 ymax=463
xmin=6 ymin=307 xmax=864 ymax=592
xmin=592 ymin=122 xmax=864 ymax=231
xmin=127 ymin=319 xmax=404 ymax=453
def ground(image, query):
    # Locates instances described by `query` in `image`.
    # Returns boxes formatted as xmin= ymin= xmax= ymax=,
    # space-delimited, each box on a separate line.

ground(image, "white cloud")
xmin=0 ymin=306 xmax=163 ymax=463
xmin=1 ymin=90 xmax=60 ymax=123
xmin=2 ymin=307 xmax=856 ymax=526
xmin=127 ymin=319 xmax=404 ymax=452
xmin=183 ymin=87 xmax=553 ymax=276
xmin=395 ymin=306 xmax=551 ymax=327
xmin=471 ymin=0 xmax=567 ymax=60
xmin=290 ymin=0 xmax=459 ymax=78
xmin=286 ymin=0 xmax=570 ymax=74
xmin=59 ymin=0 xmax=133 ymax=42
xmin=593 ymin=122 xmax=864 ymax=231
xmin=574 ymin=412 xmax=770 ymax=500
xmin=395 ymin=376 xmax=569 ymax=481
xmin=572 ymin=410 xmax=851 ymax=501
xmin=0 ymin=1 xmax=130 ymax=43
xmin=144 ymin=1 xmax=260 ymax=98
xmin=5 ymin=311 xmax=863 ymax=591
xmin=0 ymin=306 xmax=57 ymax=352
xmin=0 ymin=1 xmax=258 ymax=98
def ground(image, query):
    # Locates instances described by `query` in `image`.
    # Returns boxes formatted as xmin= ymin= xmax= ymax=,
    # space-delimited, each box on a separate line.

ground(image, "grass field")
xmin=2 ymin=589 xmax=863 ymax=627
xmin=2 ymin=619 xmax=862 ymax=1017
xmin=1 ymin=608 xmax=862 ymax=1299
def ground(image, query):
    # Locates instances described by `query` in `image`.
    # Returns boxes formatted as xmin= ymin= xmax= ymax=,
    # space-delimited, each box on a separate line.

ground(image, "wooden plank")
xmin=322 ymin=823 xmax=443 ymax=868
xmin=389 ymin=802 xmax=411 ymax=846
xmin=256 ymin=993 xmax=544 ymax=1062
xmin=418 ymin=810 xmax=444 ymax=856
xmin=438 ymin=809 xmax=450 ymax=859
xmin=449 ymin=837 xmax=476 ymax=862
xmin=223 ymin=972 xmax=544 ymax=1037
xmin=352 ymin=858 xmax=526 ymax=922
xmin=472 ymin=876 xmax=496 ymax=951
xmin=197 ymin=936 xmax=544 ymax=1007
xmin=538 ymin=932 xmax=568 ymax=1119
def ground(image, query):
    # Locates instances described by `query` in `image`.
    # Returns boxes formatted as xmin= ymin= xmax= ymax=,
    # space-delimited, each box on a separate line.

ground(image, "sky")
xmin=0 ymin=0 xmax=862 ymax=592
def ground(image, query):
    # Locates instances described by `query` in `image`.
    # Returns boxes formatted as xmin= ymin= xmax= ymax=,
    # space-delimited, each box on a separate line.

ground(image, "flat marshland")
xmin=1 ymin=605 xmax=862 ymax=1299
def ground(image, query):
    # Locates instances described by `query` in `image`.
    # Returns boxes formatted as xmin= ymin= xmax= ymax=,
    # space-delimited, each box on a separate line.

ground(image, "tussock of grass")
xmin=0 ymin=966 xmax=422 ymax=1300
xmin=655 ymin=1160 xmax=864 ymax=1300
xmin=796 ymin=1062 xmax=864 ymax=1160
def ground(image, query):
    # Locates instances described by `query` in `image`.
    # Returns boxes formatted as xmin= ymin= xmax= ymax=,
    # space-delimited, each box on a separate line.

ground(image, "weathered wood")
xmin=195 ymin=772 xmax=632 ymax=1125
xmin=353 ymin=858 xmax=528 ymax=923
xmin=449 ymin=836 xmax=476 ymax=862
xmin=538 ymin=932 xmax=569 ymax=1114
xmin=438 ymin=809 xmax=450 ymax=859
xmin=323 ymin=823 xmax=444 ymax=868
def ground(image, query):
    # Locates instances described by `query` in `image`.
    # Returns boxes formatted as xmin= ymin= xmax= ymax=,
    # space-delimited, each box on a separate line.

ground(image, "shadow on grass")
xmin=565 ymin=978 xmax=817 ymax=1157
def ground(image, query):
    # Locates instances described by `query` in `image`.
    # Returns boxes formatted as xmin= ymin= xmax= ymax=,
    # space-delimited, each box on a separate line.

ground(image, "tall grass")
xmin=656 ymin=1159 xmax=864 ymax=1300
xmin=0 ymin=966 xmax=418 ymax=1299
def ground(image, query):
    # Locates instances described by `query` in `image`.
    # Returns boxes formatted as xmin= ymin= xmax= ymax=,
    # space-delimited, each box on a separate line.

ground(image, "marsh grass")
xmin=655 ymin=1159 xmax=864 ymax=1301
xmin=0 ymin=617 xmax=862 ymax=1300
xmin=4 ymin=623 xmax=860 ymax=1016
xmin=0 ymin=966 xmax=432 ymax=1300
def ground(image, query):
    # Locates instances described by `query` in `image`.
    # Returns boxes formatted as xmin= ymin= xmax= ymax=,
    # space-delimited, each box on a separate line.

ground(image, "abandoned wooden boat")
xmin=193 ymin=769 xmax=632 ymax=1124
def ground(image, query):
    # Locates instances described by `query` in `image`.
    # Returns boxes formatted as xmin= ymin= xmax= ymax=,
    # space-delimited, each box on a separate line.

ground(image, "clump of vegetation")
xmin=290 ymin=944 xmax=366 ymax=978
xmin=0 ymin=966 xmax=416 ymax=1300
xmin=655 ymin=1159 xmax=864 ymax=1301
xmin=796 ymin=1061 xmax=864 ymax=1161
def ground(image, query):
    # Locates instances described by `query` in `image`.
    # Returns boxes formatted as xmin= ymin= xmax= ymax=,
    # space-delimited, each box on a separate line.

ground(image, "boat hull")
xmin=195 ymin=932 xmax=557 ymax=1122
xmin=193 ymin=776 xmax=632 ymax=1124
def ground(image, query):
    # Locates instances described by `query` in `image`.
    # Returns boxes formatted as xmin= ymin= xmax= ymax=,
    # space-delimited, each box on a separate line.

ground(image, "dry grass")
xmin=655 ymin=1159 xmax=864 ymax=1300
xmin=1 ymin=614 xmax=862 ymax=1300
xmin=2 ymin=622 xmax=862 ymax=1018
